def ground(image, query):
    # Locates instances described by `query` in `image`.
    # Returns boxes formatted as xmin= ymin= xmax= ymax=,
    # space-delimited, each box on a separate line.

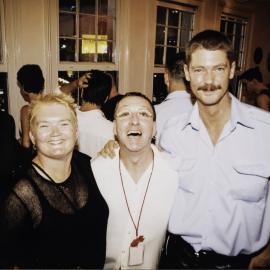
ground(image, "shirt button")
xmin=122 ymin=250 xmax=125 ymax=254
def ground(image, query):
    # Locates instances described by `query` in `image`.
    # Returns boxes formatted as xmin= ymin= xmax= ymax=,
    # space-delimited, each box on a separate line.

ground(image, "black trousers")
xmin=159 ymin=232 xmax=253 ymax=269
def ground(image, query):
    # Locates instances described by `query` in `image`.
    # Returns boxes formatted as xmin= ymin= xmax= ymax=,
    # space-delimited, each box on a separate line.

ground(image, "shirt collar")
xmin=229 ymin=93 xmax=254 ymax=129
xmin=180 ymin=93 xmax=254 ymax=131
xmin=164 ymin=90 xmax=189 ymax=101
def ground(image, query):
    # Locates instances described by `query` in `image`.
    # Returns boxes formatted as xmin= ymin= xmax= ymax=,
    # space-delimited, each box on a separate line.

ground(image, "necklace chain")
xmin=31 ymin=162 xmax=77 ymax=212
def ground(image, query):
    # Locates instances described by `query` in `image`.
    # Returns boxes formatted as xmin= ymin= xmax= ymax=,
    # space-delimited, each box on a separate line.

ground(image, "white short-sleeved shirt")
xmin=91 ymin=145 xmax=179 ymax=269
xmin=76 ymin=109 xmax=114 ymax=158
xmin=154 ymin=90 xmax=193 ymax=144
xmin=160 ymin=93 xmax=270 ymax=256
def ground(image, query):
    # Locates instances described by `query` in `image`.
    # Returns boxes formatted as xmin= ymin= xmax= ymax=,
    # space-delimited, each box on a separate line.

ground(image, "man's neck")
xmin=120 ymin=147 xmax=153 ymax=183
xmin=80 ymin=102 xmax=100 ymax=112
xmin=168 ymin=80 xmax=186 ymax=93
xmin=33 ymin=153 xmax=72 ymax=183
xmin=198 ymin=93 xmax=231 ymax=145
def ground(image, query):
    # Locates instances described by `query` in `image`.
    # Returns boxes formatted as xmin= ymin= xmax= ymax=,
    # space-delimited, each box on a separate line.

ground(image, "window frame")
xmin=154 ymin=0 xmax=196 ymax=72
xmin=220 ymin=13 xmax=248 ymax=72
xmin=153 ymin=0 xmax=197 ymax=104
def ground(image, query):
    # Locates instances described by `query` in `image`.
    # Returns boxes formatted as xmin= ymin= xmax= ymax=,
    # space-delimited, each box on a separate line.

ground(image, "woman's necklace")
xmin=31 ymin=161 xmax=77 ymax=212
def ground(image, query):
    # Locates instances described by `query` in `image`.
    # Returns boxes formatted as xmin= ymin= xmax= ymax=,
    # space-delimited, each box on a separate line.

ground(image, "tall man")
xmin=91 ymin=92 xmax=179 ymax=269
xmin=159 ymin=30 xmax=270 ymax=269
xmin=154 ymin=52 xmax=193 ymax=144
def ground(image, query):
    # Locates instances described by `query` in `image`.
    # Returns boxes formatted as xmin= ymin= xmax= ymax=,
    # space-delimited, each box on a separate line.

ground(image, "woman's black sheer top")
xmin=0 ymin=150 xmax=109 ymax=269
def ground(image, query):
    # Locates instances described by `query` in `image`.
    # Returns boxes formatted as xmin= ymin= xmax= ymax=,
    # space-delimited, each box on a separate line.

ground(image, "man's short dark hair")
xmin=239 ymin=67 xmax=263 ymax=82
xmin=166 ymin=51 xmax=186 ymax=81
xmin=82 ymin=70 xmax=112 ymax=106
xmin=17 ymin=64 xmax=44 ymax=94
xmin=114 ymin=92 xmax=156 ymax=121
xmin=186 ymin=30 xmax=235 ymax=65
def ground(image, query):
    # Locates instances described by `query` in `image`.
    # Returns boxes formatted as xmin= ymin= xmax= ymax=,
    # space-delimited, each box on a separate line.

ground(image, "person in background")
xmin=76 ymin=70 xmax=114 ymax=158
xmin=91 ymin=92 xmax=178 ymax=269
xmin=17 ymin=64 xmax=44 ymax=149
xmin=101 ymin=72 xmax=123 ymax=121
xmin=158 ymin=30 xmax=270 ymax=269
xmin=17 ymin=64 xmax=89 ymax=149
xmin=154 ymin=52 xmax=193 ymax=144
xmin=0 ymin=93 xmax=108 ymax=269
xmin=239 ymin=67 xmax=270 ymax=111
xmin=0 ymin=111 xmax=26 ymax=202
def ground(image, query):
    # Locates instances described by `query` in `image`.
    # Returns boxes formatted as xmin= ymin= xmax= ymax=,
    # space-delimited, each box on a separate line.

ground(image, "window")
xmin=220 ymin=14 xmax=248 ymax=71
xmin=153 ymin=1 xmax=196 ymax=104
xmin=220 ymin=14 xmax=248 ymax=99
xmin=59 ymin=0 xmax=116 ymax=63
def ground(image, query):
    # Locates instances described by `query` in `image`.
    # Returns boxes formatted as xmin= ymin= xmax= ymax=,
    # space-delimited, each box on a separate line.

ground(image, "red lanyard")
xmin=118 ymin=153 xmax=154 ymax=239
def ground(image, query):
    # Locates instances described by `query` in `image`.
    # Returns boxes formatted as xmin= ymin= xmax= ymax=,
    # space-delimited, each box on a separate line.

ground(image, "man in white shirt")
xmin=159 ymin=30 xmax=270 ymax=269
xmin=76 ymin=70 xmax=114 ymax=158
xmin=154 ymin=52 xmax=193 ymax=144
xmin=91 ymin=92 xmax=179 ymax=269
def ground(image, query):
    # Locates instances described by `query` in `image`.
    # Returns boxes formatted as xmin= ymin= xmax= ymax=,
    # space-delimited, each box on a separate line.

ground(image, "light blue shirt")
xmin=160 ymin=93 xmax=270 ymax=256
xmin=154 ymin=90 xmax=193 ymax=144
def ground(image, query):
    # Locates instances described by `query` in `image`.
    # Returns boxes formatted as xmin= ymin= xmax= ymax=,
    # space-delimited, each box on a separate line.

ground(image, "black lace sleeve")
xmin=0 ymin=181 xmax=34 ymax=268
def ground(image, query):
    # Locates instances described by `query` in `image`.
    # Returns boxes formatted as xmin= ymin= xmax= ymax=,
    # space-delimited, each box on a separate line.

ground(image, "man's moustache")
xmin=198 ymin=84 xmax=221 ymax=91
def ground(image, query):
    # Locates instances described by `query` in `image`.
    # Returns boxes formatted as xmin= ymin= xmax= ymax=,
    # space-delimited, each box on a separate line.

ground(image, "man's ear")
xmin=184 ymin=64 xmax=190 ymax=82
xmin=164 ymin=72 xmax=169 ymax=88
xmin=229 ymin=61 xmax=236 ymax=79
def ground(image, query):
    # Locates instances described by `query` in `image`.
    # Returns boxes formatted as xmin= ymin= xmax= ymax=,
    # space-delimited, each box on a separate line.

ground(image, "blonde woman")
xmin=0 ymin=93 xmax=108 ymax=269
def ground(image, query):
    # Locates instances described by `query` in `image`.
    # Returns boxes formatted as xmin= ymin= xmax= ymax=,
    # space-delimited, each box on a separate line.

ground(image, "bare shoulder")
xmin=20 ymin=105 xmax=30 ymax=118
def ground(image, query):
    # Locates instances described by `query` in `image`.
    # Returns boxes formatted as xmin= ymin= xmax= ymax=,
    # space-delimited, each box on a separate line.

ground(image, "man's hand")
xmin=78 ymin=72 xmax=90 ymax=89
xmin=98 ymin=140 xmax=119 ymax=158
xmin=248 ymin=244 xmax=270 ymax=269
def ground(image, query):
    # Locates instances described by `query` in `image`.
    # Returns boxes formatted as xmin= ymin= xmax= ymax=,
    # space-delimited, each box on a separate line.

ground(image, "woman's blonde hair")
xmin=29 ymin=92 xmax=77 ymax=130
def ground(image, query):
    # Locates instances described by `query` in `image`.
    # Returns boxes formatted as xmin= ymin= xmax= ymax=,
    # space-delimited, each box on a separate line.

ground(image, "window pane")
xmin=59 ymin=14 xmax=76 ymax=37
xmin=157 ymin=6 xmax=166 ymax=25
xmin=167 ymin=27 xmax=178 ymax=46
xmin=166 ymin=47 xmax=177 ymax=65
xmin=220 ymin=20 xmax=226 ymax=33
xmin=155 ymin=26 xmax=165 ymax=45
xmin=227 ymin=21 xmax=234 ymax=35
xmin=98 ymin=41 xmax=113 ymax=62
xmin=181 ymin=12 xmax=192 ymax=29
xmin=79 ymin=39 xmax=96 ymax=61
xmin=0 ymin=73 xmax=8 ymax=112
xmin=168 ymin=9 xmax=179 ymax=27
xmin=59 ymin=38 xmax=76 ymax=61
xmin=153 ymin=73 xmax=167 ymax=105
xmin=155 ymin=46 xmax=164 ymax=65
xmin=98 ymin=17 xmax=113 ymax=40
xmin=80 ymin=0 xmax=95 ymax=14
xmin=180 ymin=29 xmax=190 ymax=47
xmin=59 ymin=0 xmax=76 ymax=12
xmin=99 ymin=0 xmax=108 ymax=15
xmin=79 ymin=15 xmax=95 ymax=36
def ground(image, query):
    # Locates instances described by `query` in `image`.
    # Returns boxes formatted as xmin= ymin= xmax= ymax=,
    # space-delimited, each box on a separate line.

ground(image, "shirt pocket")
xmin=177 ymin=158 xmax=198 ymax=194
xmin=232 ymin=163 xmax=270 ymax=202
